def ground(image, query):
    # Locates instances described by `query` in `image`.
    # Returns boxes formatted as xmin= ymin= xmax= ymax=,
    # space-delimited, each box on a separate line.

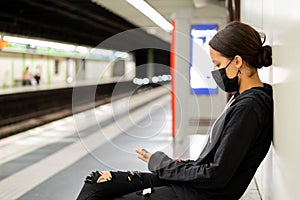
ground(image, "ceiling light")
xmin=76 ymin=46 xmax=89 ymax=54
xmin=91 ymin=48 xmax=114 ymax=56
xmin=126 ymin=0 xmax=174 ymax=32
xmin=3 ymin=36 xmax=76 ymax=51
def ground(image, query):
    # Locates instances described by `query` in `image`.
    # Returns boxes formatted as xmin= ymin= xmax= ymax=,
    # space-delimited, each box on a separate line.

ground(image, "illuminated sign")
xmin=0 ymin=40 xmax=8 ymax=49
xmin=190 ymin=24 xmax=218 ymax=95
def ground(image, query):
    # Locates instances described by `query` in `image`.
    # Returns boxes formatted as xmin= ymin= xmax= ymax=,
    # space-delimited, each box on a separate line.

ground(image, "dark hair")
xmin=209 ymin=21 xmax=272 ymax=69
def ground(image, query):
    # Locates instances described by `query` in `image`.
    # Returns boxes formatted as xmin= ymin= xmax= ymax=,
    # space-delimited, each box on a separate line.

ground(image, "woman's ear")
xmin=234 ymin=55 xmax=243 ymax=69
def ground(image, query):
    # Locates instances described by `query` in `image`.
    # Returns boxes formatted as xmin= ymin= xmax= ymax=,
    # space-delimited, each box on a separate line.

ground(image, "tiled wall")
xmin=241 ymin=0 xmax=300 ymax=199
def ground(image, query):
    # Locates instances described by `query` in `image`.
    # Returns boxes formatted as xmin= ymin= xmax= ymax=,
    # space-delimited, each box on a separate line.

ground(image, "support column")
xmin=47 ymin=55 xmax=51 ymax=84
xmin=147 ymin=48 xmax=154 ymax=79
xmin=11 ymin=60 xmax=15 ymax=87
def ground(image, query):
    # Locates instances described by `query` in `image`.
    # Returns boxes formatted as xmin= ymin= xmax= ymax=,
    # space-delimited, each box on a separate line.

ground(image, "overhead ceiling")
xmin=92 ymin=0 xmax=226 ymax=41
xmin=92 ymin=0 xmax=194 ymax=41
xmin=0 ymin=0 xmax=227 ymax=50
xmin=0 ymin=0 xmax=169 ymax=49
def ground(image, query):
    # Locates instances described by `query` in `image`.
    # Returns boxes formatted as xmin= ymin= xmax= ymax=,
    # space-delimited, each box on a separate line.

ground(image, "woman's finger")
xmin=136 ymin=148 xmax=147 ymax=156
xmin=135 ymin=149 xmax=143 ymax=155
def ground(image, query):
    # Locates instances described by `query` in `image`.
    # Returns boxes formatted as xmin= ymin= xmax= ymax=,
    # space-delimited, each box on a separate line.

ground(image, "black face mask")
xmin=211 ymin=59 xmax=239 ymax=92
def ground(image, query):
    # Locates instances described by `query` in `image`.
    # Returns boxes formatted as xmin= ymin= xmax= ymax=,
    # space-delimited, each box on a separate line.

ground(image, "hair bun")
xmin=258 ymin=45 xmax=272 ymax=68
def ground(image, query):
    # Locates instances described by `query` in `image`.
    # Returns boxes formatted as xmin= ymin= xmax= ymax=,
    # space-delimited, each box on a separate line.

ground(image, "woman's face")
xmin=209 ymin=47 xmax=238 ymax=79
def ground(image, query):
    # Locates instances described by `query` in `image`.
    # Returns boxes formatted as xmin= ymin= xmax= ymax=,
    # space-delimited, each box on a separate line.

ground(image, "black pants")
xmin=76 ymin=171 xmax=179 ymax=200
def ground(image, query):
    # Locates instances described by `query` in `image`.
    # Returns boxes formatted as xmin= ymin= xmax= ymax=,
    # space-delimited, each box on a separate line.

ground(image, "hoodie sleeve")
xmin=148 ymin=105 xmax=260 ymax=188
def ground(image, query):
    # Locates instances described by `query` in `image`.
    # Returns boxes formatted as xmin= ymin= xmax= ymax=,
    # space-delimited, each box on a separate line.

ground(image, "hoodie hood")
xmin=233 ymin=83 xmax=273 ymax=113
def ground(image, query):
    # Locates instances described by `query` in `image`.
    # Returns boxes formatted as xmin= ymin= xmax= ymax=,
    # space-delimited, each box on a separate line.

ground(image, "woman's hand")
xmin=136 ymin=148 xmax=152 ymax=163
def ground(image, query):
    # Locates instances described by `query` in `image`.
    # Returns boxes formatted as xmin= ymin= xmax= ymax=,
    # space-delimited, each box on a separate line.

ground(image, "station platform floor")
xmin=0 ymin=86 xmax=261 ymax=200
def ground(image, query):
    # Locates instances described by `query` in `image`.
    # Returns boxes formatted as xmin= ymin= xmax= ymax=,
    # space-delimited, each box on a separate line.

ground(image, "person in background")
xmin=22 ymin=66 xmax=32 ymax=86
xmin=34 ymin=66 xmax=41 ymax=85
xmin=76 ymin=21 xmax=273 ymax=200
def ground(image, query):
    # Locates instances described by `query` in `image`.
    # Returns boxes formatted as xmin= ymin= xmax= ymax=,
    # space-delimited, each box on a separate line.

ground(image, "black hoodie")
xmin=148 ymin=83 xmax=273 ymax=200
